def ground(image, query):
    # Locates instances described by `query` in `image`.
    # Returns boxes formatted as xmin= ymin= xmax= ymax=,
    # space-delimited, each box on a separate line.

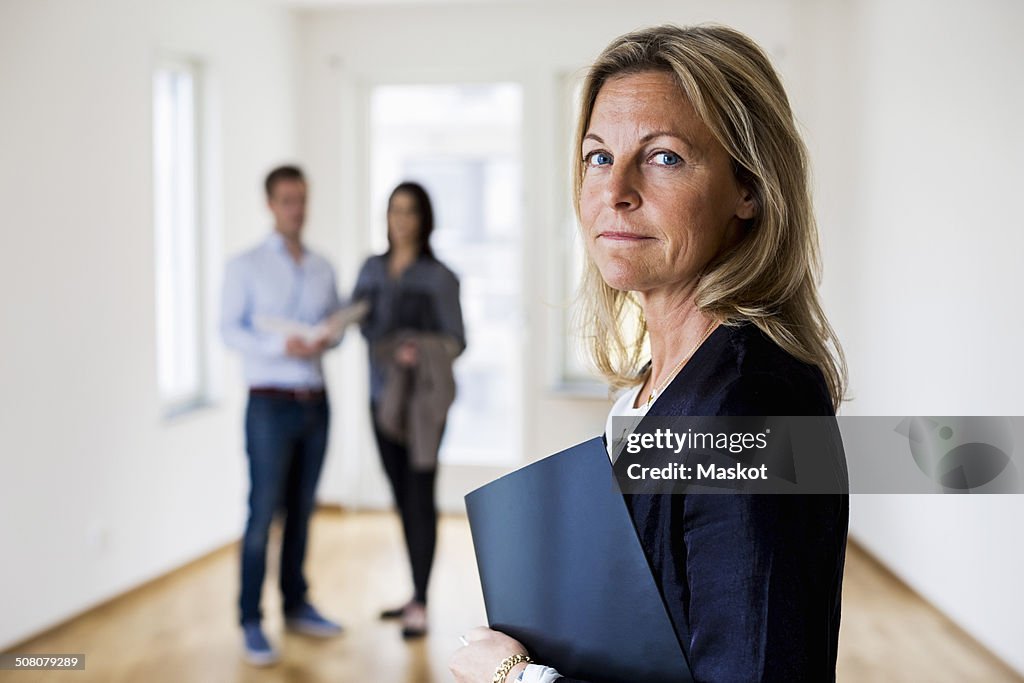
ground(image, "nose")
xmin=603 ymin=162 xmax=641 ymax=211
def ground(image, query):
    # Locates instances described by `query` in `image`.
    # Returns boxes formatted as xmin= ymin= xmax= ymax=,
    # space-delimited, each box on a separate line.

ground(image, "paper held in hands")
xmin=254 ymin=300 xmax=369 ymax=345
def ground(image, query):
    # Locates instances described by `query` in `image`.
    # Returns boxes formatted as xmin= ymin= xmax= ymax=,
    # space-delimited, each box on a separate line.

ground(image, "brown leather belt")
xmin=249 ymin=386 xmax=327 ymax=402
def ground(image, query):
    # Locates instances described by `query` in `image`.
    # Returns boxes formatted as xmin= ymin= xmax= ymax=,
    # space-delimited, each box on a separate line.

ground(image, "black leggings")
xmin=372 ymin=416 xmax=438 ymax=605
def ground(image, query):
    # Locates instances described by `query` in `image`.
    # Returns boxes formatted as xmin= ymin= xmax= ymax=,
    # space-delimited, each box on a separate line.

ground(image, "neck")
xmin=390 ymin=243 xmax=420 ymax=262
xmin=639 ymin=279 xmax=714 ymax=388
xmin=275 ymin=228 xmax=303 ymax=262
xmin=387 ymin=244 xmax=420 ymax=280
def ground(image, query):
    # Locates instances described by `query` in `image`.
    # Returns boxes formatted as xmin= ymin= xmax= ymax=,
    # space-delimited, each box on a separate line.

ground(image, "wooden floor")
xmin=4 ymin=510 xmax=1020 ymax=683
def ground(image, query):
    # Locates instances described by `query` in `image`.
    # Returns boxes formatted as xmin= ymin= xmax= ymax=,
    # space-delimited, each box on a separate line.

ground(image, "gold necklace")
xmin=646 ymin=320 xmax=717 ymax=406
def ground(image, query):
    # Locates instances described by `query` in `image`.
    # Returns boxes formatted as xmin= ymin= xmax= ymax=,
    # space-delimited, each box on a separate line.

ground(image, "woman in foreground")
xmin=451 ymin=23 xmax=848 ymax=683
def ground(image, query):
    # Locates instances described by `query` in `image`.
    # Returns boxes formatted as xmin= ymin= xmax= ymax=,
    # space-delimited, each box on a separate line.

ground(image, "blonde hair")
xmin=573 ymin=24 xmax=847 ymax=409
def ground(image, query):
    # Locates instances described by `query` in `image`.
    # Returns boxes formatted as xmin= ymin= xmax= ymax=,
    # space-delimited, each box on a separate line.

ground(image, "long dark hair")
xmin=386 ymin=181 xmax=435 ymax=259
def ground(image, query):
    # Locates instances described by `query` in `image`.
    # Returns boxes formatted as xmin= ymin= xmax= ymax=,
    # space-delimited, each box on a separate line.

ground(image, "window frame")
xmin=550 ymin=68 xmax=608 ymax=397
xmin=366 ymin=80 xmax=527 ymax=467
xmin=152 ymin=56 xmax=212 ymax=418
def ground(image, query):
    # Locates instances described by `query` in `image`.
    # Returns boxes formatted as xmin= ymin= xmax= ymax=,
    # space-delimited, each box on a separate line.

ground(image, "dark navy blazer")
xmin=563 ymin=322 xmax=848 ymax=683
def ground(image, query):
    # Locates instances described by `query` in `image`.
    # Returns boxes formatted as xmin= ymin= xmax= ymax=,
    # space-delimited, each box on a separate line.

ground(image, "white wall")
xmin=792 ymin=0 xmax=1024 ymax=674
xmin=0 ymin=0 xmax=297 ymax=649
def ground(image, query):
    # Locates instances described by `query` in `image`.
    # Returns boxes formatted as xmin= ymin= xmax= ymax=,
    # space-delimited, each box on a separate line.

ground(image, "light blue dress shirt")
xmin=220 ymin=232 xmax=342 ymax=389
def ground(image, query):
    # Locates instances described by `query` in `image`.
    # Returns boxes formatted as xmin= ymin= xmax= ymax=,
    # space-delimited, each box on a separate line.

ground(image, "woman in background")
xmin=353 ymin=181 xmax=465 ymax=639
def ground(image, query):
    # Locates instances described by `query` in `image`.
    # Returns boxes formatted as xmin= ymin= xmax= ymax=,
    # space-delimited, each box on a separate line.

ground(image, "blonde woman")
xmin=451 ymin=24 xmax=848 ymax=683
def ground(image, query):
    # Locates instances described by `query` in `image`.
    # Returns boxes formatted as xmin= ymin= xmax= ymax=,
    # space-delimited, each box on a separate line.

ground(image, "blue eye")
xmin=653 ymin=151 xmax=682 ymax=166
xmin=585 ymin=151 xmax=612 ymax=167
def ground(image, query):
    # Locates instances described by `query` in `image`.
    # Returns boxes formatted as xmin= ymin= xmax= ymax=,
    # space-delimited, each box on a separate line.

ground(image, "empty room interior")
xmin=1 ymin=0 xmax=1023 ymax=681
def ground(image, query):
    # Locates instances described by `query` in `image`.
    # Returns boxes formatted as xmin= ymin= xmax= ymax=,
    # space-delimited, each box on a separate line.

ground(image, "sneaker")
xmin=242 ymin=622 xmax=279 ymax=667
xmin=284 ymin=603 xmax=344 ymax=638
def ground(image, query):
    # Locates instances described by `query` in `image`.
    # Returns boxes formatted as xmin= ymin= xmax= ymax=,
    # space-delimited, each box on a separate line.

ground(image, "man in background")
xmin=221 ymin=165 xmax=344 ymax=666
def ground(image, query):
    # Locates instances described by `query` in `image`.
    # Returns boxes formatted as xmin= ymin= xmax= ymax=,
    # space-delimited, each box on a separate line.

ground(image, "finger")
xmin=448 ymin=649 xmax=467 ymax=678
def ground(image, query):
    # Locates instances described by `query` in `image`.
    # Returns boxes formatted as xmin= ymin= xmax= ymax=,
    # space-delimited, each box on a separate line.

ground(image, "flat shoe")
xmin=401 ymin=603 xmax=427 ymax=639
xmin=401 ymin=624 xmax=427 ymax=639
xmin=379 ymin=606 xmax=406 ymax=620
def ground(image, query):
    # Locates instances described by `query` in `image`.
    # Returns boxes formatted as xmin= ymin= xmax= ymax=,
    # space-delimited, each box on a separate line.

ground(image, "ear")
xmin=735 ymin=185 xmax=757 ymax=221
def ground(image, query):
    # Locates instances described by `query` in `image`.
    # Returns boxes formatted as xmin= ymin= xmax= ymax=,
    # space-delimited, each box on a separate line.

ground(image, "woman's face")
xmin=579 ymin=70 xmax=756 ymax=296
xmin=388 ymin=191 xmax=421 ymax=249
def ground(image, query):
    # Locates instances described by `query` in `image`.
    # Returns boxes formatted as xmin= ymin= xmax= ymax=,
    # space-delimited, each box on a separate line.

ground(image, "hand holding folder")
xmin=253 ymin=299 xmax=369 ymax=345
xmin=465 ymin=437 xmax=692 ymax=683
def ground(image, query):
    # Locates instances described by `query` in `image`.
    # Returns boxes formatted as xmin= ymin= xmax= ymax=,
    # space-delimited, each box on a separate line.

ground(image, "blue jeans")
xmin=239 ymin=393 xmax=329 ymax=624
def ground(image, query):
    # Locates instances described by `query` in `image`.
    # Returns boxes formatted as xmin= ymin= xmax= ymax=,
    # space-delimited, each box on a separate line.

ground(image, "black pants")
xmin=372 ymin=414 xmax=438 ymax=605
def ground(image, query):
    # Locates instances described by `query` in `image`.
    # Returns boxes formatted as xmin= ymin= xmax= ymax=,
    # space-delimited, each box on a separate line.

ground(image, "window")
xmin=153 ymin=60 xmax=207 ymax=414
xmin=368 ymin=83 xmax=524 ymax=466
xmin=556 ymin=70 xmax=606 ymax=393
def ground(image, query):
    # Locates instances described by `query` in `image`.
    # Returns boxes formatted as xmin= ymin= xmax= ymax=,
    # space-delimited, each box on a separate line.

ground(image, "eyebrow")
xmin=583 ymin=131 xmax=691 ymax=145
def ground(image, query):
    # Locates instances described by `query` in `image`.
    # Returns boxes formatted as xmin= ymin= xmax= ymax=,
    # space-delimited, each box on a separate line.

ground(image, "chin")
xmin=594 ymin=258 xmax=648 ymax=292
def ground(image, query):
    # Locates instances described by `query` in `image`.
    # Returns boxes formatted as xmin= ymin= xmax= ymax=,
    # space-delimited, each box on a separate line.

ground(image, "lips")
xmin=597 ymin=231 xmax=654 ymax=241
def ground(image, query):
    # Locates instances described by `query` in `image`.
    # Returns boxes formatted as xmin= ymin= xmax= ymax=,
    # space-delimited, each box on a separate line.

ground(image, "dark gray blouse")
xmin=352 ymin=253 xmax=465 ymax=401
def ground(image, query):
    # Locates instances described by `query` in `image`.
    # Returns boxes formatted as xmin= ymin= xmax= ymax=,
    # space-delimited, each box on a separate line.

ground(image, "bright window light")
xmin=153 ymin=62 xmax=206 ymax=414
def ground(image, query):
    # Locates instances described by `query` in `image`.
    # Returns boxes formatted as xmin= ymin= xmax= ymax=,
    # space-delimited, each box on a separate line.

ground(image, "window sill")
xmin=161 ymin=396 xmax=219 ymax=422
xmin=547 ymin=380 xmax=612 ymax=401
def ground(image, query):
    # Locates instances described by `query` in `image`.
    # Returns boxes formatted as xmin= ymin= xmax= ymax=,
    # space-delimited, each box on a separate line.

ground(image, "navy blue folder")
xmin=465 ymin=437 xmax=692 ymax=683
